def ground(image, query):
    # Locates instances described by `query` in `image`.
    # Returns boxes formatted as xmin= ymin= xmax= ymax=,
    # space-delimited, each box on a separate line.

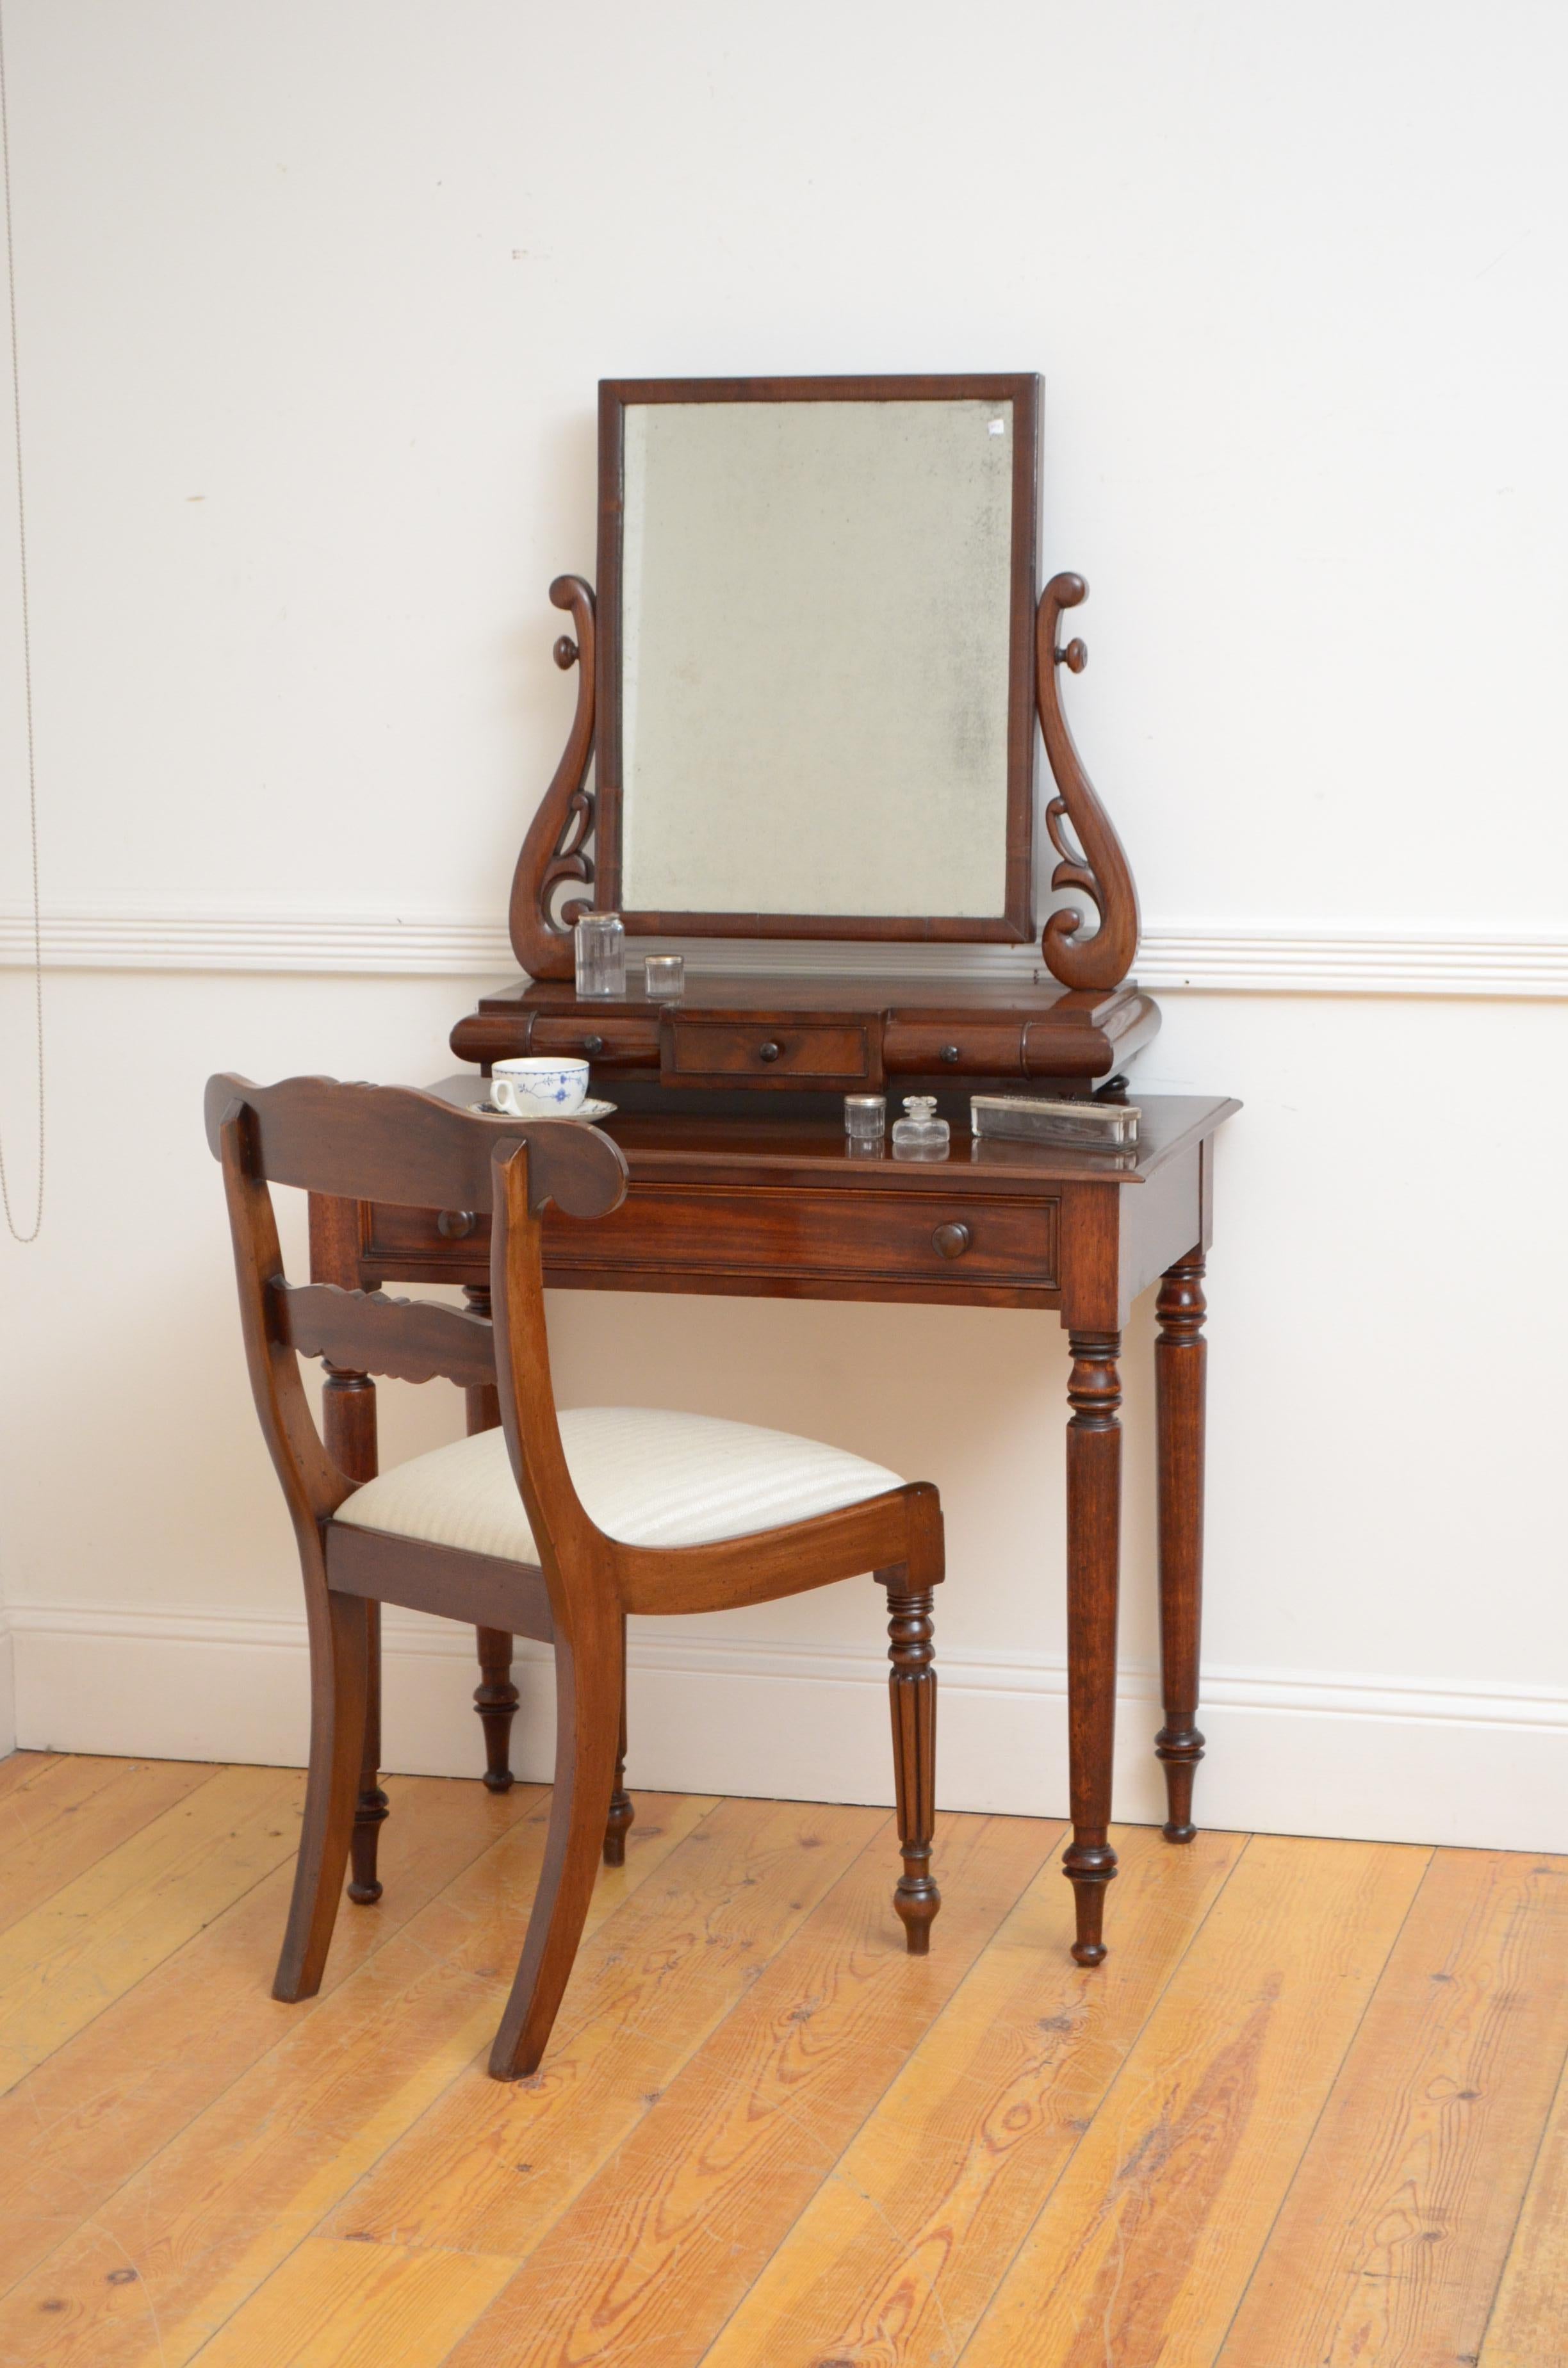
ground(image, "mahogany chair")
xmin=205 ymin=1074 xmax=943 ymax=2080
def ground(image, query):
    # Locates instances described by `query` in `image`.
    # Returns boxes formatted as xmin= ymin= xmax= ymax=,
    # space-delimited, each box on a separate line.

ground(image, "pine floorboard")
xmin=0 ymin=1749 xmax=1562 ymax=2368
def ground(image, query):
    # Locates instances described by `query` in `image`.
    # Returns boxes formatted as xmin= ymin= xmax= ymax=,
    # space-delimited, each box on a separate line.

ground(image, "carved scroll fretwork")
xmin=1036 ymin=573 xmax=1140 ymax=991
xmin=507 ymin=575 xmax=597 ymax=980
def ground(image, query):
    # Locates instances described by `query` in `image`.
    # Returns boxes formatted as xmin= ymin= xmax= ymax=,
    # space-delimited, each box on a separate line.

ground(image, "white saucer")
xmin=478 ymin=1096 xmax=617 ymax=1123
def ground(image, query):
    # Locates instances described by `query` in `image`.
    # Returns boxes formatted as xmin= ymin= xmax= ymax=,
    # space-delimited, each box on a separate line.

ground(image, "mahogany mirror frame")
xmin=508 ymin=375 xmax=1140 ymax=994
xmin=592 ymin=372 xmax=1042 ymax=948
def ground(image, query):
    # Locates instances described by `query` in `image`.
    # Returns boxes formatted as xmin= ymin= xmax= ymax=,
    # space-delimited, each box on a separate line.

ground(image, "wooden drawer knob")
xmin=582 ymin=1034 xmax=605 ymax=1055
xmin=932 ymin=1221 xmax=972 ymax=1260
xmin=758 ymin=1040 xmax=782 ymax=1063
xmin=436 ymin=1209 xmax=477 ymax=1240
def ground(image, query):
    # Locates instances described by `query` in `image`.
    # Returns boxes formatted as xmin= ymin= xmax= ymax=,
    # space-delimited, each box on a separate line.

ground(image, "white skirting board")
xmin=7 ymin=1603 xmax=1567 ymax=1855
xmin=0 ymin=1622 xmax=15 ymax=1759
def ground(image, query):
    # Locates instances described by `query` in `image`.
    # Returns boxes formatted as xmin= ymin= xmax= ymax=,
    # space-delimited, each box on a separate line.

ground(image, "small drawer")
xmin=530 ymin=1015 xmax=662 ymax=1068
xmin=884 ymin=1021 xmax=1026 ymax=1076
xmin=545 ymin=1185 xmax=1058 ymax=1291
xmin=664 ymin=1019 xmax=874 ymax=1085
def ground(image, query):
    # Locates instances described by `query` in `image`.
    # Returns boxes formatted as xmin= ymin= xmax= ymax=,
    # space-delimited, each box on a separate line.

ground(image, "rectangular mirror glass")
xmin=596 ymin=375 xmax=1040 ymax=943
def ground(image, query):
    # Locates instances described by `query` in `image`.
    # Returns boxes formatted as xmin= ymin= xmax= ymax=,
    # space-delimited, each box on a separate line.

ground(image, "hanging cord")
xmin=0 ymin=0 xmax=44 ymax=1243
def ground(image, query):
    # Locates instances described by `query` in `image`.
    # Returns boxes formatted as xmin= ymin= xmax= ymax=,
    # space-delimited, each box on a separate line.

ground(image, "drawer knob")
xmin=436 ymin=1208 xmax=477 ymax=1240
xmin=940 ymin=1044 xmax=961 ymax=1064
xmin=932 ymin=1221 xmax=972 ymax=1260
xmin=582 ymin=1034 xmax=605 ymax=1056
xmin=758 ymin=1040 xmax=782 ymax=1063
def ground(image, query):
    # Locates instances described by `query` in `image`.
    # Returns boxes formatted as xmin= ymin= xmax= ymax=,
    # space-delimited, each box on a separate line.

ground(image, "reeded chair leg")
xmin=274 ymin=1589 xmax=370 ymax=2002
xmin=878 ymin=1568 xmax=940 ymax=1953
xmin=603 ymin=1616 xmax=634 ymax=1868
xmin=489 ymin=1607 xmax=622 ymax=2081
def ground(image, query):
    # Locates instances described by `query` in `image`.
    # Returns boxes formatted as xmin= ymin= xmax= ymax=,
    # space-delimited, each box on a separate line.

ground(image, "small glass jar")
xmin=891 ymin=1094 xmax=951 ymax=1159
xmin=644 ymin=954 xmax=685 ymax=1001
xmin=575 ymin=912 xmax=626 ymax=998
xmin=844 ymin=1093 xmax=886 ymax=1140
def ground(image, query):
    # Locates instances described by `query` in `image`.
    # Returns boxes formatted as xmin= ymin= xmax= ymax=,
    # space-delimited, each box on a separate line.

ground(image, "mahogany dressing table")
xmin=311 ymin=374 xmax=1239 ymax=1969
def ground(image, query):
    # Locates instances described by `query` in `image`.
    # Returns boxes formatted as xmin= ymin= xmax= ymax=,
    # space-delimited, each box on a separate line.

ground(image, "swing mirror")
xmin=592 ymin=374 xmax=1041 ymax=946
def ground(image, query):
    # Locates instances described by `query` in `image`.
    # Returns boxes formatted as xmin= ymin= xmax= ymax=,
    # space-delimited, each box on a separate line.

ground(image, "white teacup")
xmin=489 ymin=1056 xmax=589 ymax=1119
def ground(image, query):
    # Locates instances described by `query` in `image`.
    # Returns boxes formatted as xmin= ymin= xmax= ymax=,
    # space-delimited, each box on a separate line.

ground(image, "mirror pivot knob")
xmin=582 ymin=1034 xmax=605 ymax=1055
xmin=758 ymin=1041 xmax=782 ymax=1062
xmin=436 ymin=1209 xmax=477 ymax=1240
xmin=932 ymin=1222 xmax=972 ymax=1260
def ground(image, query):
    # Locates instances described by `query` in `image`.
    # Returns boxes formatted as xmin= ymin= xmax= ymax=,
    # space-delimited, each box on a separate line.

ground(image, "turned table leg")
xmin=322 ymin=1360 xmax=388 ymax=1904
xmin=603 ymin=1615 xmax=634 ymax=1867
xmin=1063 ymin=1329 xmax=1122 ymax=1965
xmin=309 ymin=1194 xmax=388 ymax=1903
xmin=464 ymin=1286 xmax=519 ymax=1793
xmin=1155 ymin=1249 xmax=1208 ymax=1843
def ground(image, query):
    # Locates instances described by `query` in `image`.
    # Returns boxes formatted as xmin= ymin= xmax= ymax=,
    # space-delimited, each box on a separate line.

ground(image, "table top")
xmin=428 ymin=1076 xmax=1239 ymax=1193
xmin=471 ymin=973 xmax=1143 ymax=1022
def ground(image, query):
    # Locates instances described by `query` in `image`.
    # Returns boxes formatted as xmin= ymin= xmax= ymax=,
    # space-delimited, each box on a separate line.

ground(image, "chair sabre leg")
xmin=489 ymin=1611 xmax=621 ymax=2081
xmin=603 ymin=1618 xmax=633 ymax=1868
xmin=879 ymin=1571 xmax=940 ymax=1954
xmin=275 ymin=1589 xmax=369 ymax=2002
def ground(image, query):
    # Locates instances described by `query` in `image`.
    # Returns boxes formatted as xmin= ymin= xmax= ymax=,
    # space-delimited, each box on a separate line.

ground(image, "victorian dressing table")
xmin=310 ymin=375 xmax=1238 ymax=1969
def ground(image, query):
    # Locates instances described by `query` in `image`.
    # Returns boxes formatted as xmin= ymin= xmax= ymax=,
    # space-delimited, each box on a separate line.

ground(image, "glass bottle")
xmin=891 ymin=1094 xmax=950 ymax=1158
xmin=644 ymin=954 xmax=685 ymax=1000
xmin=575 ymin=912 xmax=626 ymax=998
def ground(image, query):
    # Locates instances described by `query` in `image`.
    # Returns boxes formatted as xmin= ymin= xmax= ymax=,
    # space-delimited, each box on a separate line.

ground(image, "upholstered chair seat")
xmin=338 ymin=1407 xmax=904 ymax=1564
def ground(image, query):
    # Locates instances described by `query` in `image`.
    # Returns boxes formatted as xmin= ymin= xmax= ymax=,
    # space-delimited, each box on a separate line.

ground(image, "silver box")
xmin=970 ymin=1094 xmax=1141 ymax=1149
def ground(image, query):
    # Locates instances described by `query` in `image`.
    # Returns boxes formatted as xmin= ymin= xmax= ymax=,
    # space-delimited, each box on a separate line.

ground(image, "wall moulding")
xmin=2 ymin=903 xmax=1567 ymax=998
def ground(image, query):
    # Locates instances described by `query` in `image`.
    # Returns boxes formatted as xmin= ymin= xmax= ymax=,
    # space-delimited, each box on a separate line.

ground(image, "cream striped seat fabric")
xmin=336 ymin=1406 xmax=904 ymax=1564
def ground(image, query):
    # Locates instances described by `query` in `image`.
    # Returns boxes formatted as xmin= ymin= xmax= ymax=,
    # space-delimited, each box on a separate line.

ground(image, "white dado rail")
xmin=1 ymin=903 xmax=1565 ymax=996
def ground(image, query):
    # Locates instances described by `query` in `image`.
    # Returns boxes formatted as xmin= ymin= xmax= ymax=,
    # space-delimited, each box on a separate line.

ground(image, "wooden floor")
xmin=1 ymin=1753 xmax=1565 ymax=2366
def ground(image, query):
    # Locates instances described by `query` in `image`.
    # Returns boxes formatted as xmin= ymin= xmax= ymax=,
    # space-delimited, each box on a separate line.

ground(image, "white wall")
xmin=2 ymin=0 xmax=1565 ymax=1846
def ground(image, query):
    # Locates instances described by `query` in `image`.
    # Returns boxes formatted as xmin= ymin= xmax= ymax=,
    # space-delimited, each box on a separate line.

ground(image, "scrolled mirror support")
xmin=507 ymin=575 xmax=598 ymax=980
xmin=1036 ymin=573 xmax=1140 ymax=992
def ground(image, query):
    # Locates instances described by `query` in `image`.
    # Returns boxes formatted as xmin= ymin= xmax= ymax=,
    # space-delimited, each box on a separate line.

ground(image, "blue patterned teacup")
xmin=489 ymin=1057 xmax=589 ymax=1119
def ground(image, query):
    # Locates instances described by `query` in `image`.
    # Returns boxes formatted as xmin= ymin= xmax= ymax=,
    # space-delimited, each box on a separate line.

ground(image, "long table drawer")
xmin=362 ymin=1201 xmax=492 ymax=1270
xmin=543 ymin=1184 xmax=1058 ymax=1288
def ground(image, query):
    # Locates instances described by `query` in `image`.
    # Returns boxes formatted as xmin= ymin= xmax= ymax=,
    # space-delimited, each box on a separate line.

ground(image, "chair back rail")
xmin=206 ymin=1075 xmax=625 ymax=1595
xmin=203 ymin=1072 xmax=627 ymax=1217
xmin=272 ymin=1279 xmax=497 ymax=1390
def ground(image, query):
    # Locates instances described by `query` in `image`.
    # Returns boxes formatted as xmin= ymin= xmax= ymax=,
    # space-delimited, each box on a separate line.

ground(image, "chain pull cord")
xmin=0 ymin=0 xmax=44 ymax=1244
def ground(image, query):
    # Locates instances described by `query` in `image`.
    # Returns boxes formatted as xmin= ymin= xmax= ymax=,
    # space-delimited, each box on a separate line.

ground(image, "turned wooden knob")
xmin=758 ymin=1040 xmax=782 ymax=1062
xmin=932 ymin=1222 xmax=972 ymax=1260
xmin=553 ymin=635 xmax=579 ymax=669
xmin=939 ymin=1044 xmax=960 ymax=1063
xmin=1054 ymin=637 xmax=1088 ymax=673
xmin=582 ymin=1034 xmax=605 ymax=1055
xmin=436 ymin=1209 xmax=477 ymax=1240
